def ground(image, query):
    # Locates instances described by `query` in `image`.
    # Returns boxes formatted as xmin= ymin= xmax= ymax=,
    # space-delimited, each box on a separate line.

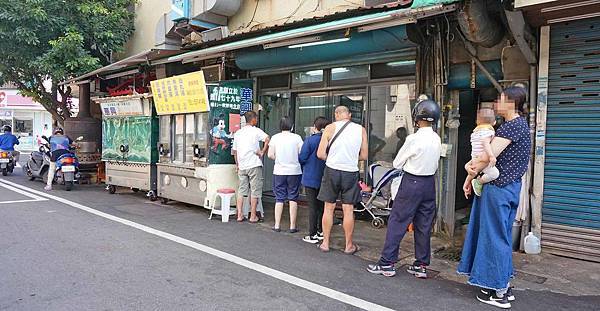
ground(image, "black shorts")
xmin=317 ymin=166 xmax=361 ymax=204
xmin=51 ymin=149 xmax=70 ymax=162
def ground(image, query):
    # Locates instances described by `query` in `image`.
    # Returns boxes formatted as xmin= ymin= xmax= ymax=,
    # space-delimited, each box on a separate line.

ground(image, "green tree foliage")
xmin=0 ymin=0 xmax=136 ymax=124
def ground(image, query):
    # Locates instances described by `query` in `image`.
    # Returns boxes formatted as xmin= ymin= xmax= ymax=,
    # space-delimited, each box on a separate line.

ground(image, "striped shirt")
xmin=470 ymin=124 xmax=495 ymax=158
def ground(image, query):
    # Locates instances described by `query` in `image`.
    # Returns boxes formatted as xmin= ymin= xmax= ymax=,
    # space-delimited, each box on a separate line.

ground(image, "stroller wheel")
xmin=372 ymin=217 xmax=385 ymax=229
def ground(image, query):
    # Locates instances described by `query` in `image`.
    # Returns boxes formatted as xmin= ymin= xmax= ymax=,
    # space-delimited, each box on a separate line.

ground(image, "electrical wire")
xmin=284 ymin=0 xmax=309 ymax=24
xmin=245 ymin=0 xmax=260 ymax=28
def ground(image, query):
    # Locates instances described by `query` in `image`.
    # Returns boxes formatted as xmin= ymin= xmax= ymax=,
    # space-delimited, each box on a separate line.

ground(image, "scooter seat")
xmin=31 ymin=151 xmax=44 ymax=163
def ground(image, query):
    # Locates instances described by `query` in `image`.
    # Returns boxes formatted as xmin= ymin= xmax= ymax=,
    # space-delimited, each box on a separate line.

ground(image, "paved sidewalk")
xmin=257 ymin=200 xmax=600 ymax=297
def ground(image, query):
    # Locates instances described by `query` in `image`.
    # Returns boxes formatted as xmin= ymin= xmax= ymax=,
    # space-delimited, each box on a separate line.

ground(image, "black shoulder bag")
xmin=325 ymin=121 xmax=352 ymax=155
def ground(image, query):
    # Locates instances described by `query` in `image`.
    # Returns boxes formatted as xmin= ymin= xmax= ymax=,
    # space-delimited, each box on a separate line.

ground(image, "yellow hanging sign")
xmin=150 ymin=71 xmax=209 ymax=115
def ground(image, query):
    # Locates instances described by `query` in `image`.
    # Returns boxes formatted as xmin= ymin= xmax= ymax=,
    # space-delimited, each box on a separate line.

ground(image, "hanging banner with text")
xmin=208 ymin=79 xmax=254 ymax=165
xmin=150 ymin=71 xmax=209 ymax=115
xmin=208 ymin=79 xmax=253 ymax=116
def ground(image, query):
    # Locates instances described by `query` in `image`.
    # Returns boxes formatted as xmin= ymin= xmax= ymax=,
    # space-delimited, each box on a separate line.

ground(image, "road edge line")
xmin=0 ymin=179 xmax=394 ymax=311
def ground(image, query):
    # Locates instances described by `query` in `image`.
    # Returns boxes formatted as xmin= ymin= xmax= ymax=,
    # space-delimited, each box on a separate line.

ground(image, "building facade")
xmin=71 ymin=0 xmax=599 ymax=262
xmin=516 ymin=0 xmax=600 ymax=262
xmin=0 ymin=86 xmax=53 ymax=152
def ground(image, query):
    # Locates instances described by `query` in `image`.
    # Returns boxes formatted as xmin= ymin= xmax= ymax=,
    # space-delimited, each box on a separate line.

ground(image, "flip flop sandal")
xmin=317 ymin=244 xmax=330 ymax=253
xmin=237 ymin=218 xmax=246 ymax=223
xmin=248 ymin=218 xmax=259 ymax=223
xmin=344 ymin=244 xmax=361 ymax=255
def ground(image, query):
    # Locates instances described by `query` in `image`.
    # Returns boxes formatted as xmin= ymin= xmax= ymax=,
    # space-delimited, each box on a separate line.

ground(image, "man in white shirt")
xmin=367 ymin=99 xmax=442 ymax=279
xmin=232 ymin=111 xmax=270 ymax=223
xmin=316 ymin=105 xmax=368 ymax=254
xmin=267 ymin=116 xmax=304 ymax=233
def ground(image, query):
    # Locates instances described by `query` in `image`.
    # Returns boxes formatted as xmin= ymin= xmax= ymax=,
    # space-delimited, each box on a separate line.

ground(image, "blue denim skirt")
xmin=457 ymin=181 xmax=521 ymax=291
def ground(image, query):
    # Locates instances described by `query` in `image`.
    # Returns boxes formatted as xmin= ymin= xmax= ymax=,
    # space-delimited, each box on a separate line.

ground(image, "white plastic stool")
xmin=209 ymin=188 xmax=236 ymax=222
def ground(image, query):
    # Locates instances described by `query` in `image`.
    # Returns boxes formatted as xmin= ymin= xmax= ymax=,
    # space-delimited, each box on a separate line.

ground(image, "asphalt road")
xmin=0 ymin=169 xmax=598 ymax=311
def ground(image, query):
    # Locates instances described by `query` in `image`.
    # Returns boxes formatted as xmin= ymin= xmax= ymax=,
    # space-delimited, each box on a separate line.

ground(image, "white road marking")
xmin=0 ymin=182 xmax=48 ymax=204
xmin=0 ymin=179 xmax=394 ymax=311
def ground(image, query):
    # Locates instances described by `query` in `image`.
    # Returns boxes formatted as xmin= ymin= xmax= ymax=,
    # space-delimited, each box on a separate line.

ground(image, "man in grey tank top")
xmin=316 ymin=105 xmax=368 ymax=254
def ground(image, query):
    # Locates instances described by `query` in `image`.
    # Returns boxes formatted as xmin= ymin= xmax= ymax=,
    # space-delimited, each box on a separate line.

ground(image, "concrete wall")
xmin=228 ymin=0 xmax=363 ymax=35
xmin=121 ymin=0 xmax=173 ymax=58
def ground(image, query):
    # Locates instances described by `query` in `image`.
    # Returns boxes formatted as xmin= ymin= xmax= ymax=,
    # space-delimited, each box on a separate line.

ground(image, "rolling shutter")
xmin=542 ymin=17 xmax=600 ymax=262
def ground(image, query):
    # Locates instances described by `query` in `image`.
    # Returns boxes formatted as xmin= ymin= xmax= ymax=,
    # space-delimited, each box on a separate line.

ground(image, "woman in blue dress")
xmin=458 ymin=86 xmax=531 ymax=309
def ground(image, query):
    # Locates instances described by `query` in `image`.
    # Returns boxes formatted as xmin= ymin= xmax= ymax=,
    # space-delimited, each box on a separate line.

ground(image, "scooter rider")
xmin=44 ymin=127 xmax=73 ymax=191
xmin=0 ymin=125 xmax=20 ymax=162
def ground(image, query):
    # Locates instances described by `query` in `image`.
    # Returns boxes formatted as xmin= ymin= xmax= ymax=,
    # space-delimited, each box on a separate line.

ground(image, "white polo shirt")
xmin=232 ymin=125 xmax=269 ymax=170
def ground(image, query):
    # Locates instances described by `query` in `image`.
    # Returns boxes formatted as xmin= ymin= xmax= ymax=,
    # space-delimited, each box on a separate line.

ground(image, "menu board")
xmin=150 ymin=71 xmax=209 ymax=115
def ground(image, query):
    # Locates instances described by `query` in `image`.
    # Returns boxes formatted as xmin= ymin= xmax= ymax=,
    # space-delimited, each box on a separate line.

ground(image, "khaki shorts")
xmin=238 ymin=166 xmax=263 ymax=198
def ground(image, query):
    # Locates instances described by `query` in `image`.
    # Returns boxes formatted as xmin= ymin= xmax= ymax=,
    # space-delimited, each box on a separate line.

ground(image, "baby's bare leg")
xmin=470 ymin=157 xmax=490 ymax=175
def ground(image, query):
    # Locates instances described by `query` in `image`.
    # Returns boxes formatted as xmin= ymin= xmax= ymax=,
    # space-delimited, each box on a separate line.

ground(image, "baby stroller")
xmin=355 ymin=163 xmax=403 ymax=228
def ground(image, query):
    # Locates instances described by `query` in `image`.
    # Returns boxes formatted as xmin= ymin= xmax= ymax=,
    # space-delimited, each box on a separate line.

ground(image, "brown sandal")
xmin=344 ymin=244 xmax=360 ymax=255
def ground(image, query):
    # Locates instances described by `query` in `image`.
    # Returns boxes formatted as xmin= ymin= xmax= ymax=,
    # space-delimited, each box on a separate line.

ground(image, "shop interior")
xmin=256 ymin=60 xmax=417 ymax=196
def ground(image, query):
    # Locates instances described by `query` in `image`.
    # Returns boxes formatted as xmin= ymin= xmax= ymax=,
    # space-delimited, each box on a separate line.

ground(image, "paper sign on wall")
xmin=150 ymin=71 xmax=209 ymax=115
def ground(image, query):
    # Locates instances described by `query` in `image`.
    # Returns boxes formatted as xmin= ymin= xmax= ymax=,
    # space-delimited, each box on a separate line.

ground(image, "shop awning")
xmin=60 ymin=49 xmax=183 ymax=86
xmin=168 ymin=3 xmax=457 ymax=63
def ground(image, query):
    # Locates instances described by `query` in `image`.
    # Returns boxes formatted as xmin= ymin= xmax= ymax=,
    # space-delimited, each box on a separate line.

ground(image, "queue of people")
xmin=220 ymin=86 xmax=531 ymax=310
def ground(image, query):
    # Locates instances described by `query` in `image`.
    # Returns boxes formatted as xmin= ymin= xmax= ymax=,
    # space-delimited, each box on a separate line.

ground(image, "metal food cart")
xmin=151 ymin=72 xmax=253 ymax=209
xmin=97 ymin=94 xmax=159 ymax=200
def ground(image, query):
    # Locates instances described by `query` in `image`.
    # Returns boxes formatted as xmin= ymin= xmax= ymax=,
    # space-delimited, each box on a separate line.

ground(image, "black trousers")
xmin=305 ymin=187 xmax=324 ymax=236
xmin=378 ymin=173 xmax=436 ymax=266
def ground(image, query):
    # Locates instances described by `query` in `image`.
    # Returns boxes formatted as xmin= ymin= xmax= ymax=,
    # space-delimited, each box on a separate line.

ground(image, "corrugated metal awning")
xmin=169 ymin=4 xmax=457 ymax=63
xmin=60 ymin=49 xmax=183 ymax=86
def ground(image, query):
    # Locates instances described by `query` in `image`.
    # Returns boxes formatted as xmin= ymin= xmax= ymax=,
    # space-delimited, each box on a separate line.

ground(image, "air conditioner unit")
xmin=201 ymin=26 xmax=229 ymax=42
xmin=202 ymin=65 xmax=222 ymax=83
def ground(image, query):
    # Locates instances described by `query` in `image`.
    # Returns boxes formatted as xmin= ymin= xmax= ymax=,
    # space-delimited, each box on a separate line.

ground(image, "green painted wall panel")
xmin=102 ymin=116 xmax=158 ymax=163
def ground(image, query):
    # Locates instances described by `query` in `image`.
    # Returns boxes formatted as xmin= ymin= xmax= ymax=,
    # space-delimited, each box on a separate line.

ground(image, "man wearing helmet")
xmin=44 ymin=127 xmax=73 ymax=191
xmin=0 ymin=125 xmax=20 ymax=162
xmin=368 ymin=98 xmax=442 ymax=279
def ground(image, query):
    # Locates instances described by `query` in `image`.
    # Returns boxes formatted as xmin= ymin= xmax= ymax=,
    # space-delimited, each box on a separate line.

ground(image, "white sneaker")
xmin=316 ymin=232 xmax=324 ymax=241
xmin=302 ymin=235 xmax=320 ymax=244
xmin=44 ymin=185 xmax=52 ymax=191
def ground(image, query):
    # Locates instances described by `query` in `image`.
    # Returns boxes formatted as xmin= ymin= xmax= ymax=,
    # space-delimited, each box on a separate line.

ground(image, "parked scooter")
xmin=0 ymin=150 xmax=15 ymax=176
xmin=23 ymin=136 xmax=83 ymax=190
xmin=23 ymin=141 xmax=51 ymax=181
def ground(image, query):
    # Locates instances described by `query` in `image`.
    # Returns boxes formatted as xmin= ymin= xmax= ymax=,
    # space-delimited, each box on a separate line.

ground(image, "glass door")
xmin=294 ymin=92 xmax=329 ymax=140
xmin=259 ymin=93 xmax=291 ymax=192
xmin=332 ymin=91 xmax=366 ymax=126
xmin=332 ymin=90 xmax=367 ymax=179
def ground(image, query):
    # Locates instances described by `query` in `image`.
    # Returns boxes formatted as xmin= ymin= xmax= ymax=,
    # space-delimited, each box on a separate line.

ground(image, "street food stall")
xmin=151 ymin=71 xmax=253 ymax=208
xmin=97 ymin=94 xmax=159 ymax=200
